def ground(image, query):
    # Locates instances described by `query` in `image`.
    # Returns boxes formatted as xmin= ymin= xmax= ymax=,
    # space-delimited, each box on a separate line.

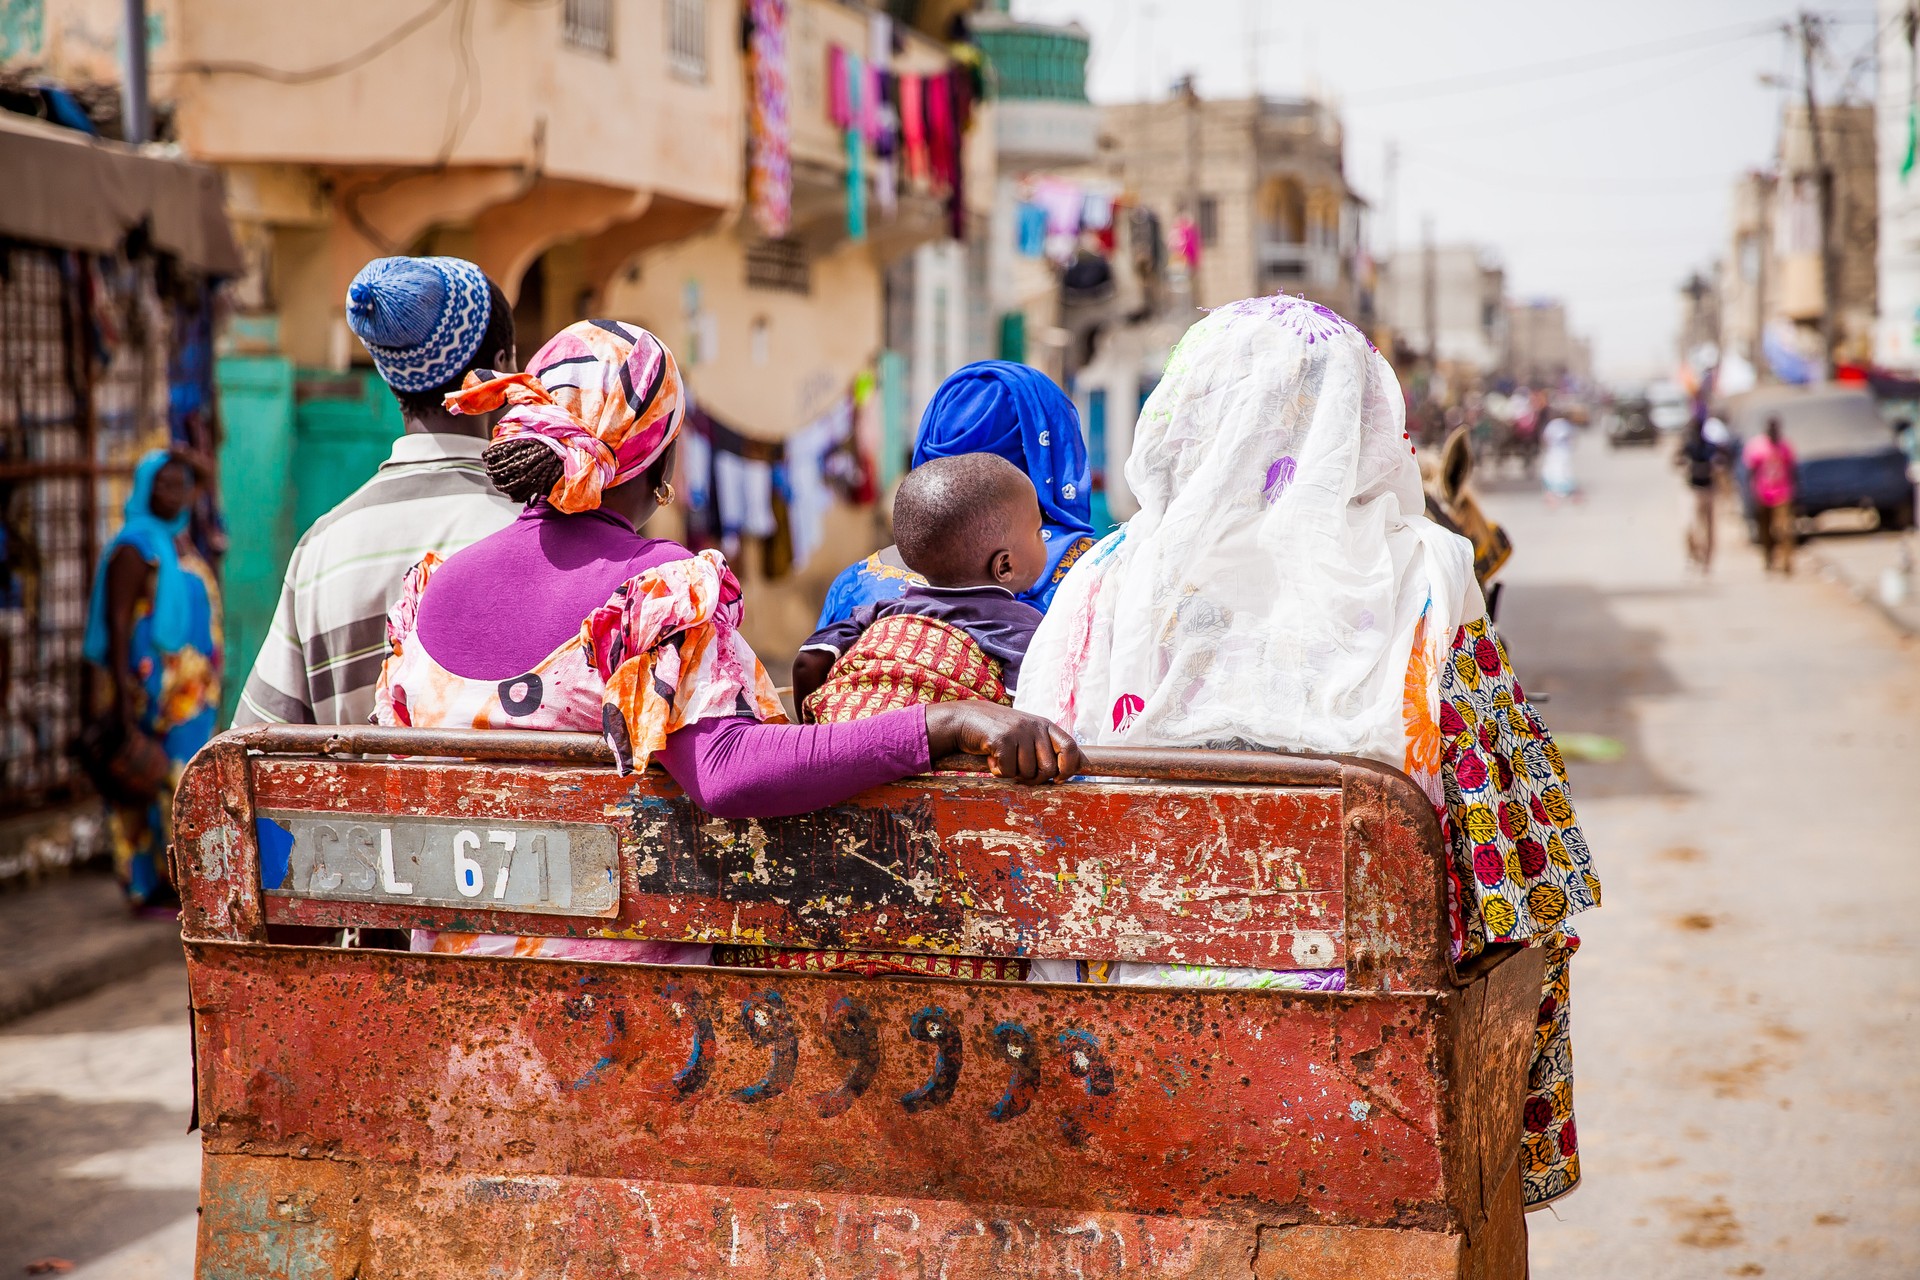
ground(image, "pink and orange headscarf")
xmin=446 ymin=319 xmax=686 ymax=514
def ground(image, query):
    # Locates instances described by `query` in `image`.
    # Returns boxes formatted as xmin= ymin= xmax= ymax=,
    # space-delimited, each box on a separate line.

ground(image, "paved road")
xmin=2 ymin=430 xmax=1914 ymax=1279
xmin=0 ymin=958 xmax=196 ymax=1278
xmin=1484 ymin=434 xmax=1920 ymax=1277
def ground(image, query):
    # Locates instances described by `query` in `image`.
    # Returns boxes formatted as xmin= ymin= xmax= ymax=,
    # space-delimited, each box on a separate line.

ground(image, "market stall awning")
xmin=0 ymin=111 xmax=241 ymax=276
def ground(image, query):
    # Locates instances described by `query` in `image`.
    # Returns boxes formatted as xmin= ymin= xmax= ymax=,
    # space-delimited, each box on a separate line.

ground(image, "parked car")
xmin=1604 ymin=397 xmax=1659 ymax=447
xmin=1647 ymin=381 xmax=1691 ymax=433
xmin=1723 ymin=385 xmax=1915 ymax=539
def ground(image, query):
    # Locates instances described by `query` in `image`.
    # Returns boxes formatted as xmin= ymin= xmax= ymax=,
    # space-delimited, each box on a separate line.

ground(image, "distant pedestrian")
xmin=1743 ymin=417 xmax=1798 ymax=574
xmin=82 ymin=449 xmax=222 ymax=910
xmin=1676 ymin=417 xmax=1722 ymax=571
xmin=233 ymin=257 xmax=520 ymax=727
xmin=1540 ymin=413 xmax=1580 ymax=502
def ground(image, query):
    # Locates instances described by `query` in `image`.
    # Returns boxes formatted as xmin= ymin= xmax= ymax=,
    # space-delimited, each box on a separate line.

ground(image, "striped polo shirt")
xmin=233 ymin=434 xmax=518 ymax=728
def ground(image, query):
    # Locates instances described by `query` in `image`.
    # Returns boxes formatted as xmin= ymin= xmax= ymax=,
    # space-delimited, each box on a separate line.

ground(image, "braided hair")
xmin=483 ymin=437 xmax=675 ymax=506
xmin=483 ymin=437 xmax=565 ymax=504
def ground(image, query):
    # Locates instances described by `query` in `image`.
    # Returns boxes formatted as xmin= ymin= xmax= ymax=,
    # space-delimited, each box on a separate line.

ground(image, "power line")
xmin=1347 ymin=18 xmax=1782 ymax=106
xmin=165 ymin=0 xmax=456 ymax=83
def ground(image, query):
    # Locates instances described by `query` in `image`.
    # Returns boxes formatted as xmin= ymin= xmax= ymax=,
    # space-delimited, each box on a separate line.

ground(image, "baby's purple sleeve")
xmin=656 ymin=708 xmax=932 ymax=819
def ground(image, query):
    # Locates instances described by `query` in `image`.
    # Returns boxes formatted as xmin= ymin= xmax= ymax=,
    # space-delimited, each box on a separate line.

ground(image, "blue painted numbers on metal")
xmin=1057 ymin=1028 xmax=1116 ymax=1146
xmin=666 ymin=985 xmax=715 ymax=1097
xmin=812 ymin=995 xmax=878 ymax=1119
xmin=733 ymin=991 xmax=798 ymax=1103
xmin=1057 ymin=1029 xmax=1116 ymax=1096
xmin=900 ymin=1006 xmax=963 ymax=1113
xmin=987 ymin=1021 xmax=1039 ymax=1121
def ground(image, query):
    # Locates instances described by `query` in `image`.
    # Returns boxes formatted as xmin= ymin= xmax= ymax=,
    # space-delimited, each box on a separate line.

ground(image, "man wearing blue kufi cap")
xmin=234 ymin=257 xmax=522 ymax=729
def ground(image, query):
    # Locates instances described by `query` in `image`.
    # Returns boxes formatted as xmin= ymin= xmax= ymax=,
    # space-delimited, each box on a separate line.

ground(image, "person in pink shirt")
xmin=1743 ymin=417 xmax=1799 ymax=573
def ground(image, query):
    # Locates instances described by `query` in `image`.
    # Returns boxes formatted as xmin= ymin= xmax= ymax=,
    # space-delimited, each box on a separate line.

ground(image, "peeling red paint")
xmin=176 ymin=727 xmax=1539 ymax=1279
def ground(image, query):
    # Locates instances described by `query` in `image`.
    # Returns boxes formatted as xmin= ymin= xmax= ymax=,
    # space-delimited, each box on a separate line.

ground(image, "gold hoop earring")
xmin=653 ymin=481 xmax=675 ymax=507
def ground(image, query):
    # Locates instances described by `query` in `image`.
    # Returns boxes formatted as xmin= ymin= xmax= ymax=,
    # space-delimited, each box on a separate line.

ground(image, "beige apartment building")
xmin=1505 ymin=299 xmax=1590 ymax=387
xmin=5 ymin=0 xmax=972 ymax=672
xmin=1093 ymin=87 xmax=1367 ymax=321
xmin=1375 ymin=244 xmax=1506 ymax=373
xmin=1719 ymin=103 xmax=1877 ymax=376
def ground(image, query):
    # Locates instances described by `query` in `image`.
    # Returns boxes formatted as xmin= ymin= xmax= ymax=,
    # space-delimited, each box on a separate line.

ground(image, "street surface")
xmin=0 ymin=959 xmax=196 ymax=1278
xmin=1 ymin=430 xmax=1916 ymax=1278
xmin=1492 ymin=433 xmax=1920 ymax=1277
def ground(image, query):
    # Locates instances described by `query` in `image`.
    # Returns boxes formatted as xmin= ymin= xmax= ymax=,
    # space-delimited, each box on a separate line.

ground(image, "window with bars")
xmin=1196 ymin=196 xmax=1219 ymax=247
xmin=562 ymin=0 xmax=613 ymax=57
xmin=746 ymin=239 xmax=811 ymax=295
xmin=666 ymin=0 xmax=707 ymax=81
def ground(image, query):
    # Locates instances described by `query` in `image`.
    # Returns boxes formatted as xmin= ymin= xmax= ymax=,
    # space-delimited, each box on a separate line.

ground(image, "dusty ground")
xmin=1485 ymin=434 xmax=1920 ymax=1277
xmin=0 ymin=958 xmax=195 ymax=1278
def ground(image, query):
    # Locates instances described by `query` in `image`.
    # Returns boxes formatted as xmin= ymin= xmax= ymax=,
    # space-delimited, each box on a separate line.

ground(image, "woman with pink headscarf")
xmin=375 ymin=320 xmax=1079 ymax=962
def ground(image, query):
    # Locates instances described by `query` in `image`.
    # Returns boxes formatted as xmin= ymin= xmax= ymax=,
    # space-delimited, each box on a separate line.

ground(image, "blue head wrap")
xmin=83 ymin=450 xmax=194 ymax=666
xmin=345 ymin=256 xmax=493 ymax=393
xmin=913 ymin=360 xmax=1095 ymax=544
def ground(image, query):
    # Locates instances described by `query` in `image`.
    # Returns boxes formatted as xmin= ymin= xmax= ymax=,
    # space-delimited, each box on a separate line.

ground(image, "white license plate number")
xmin=259 ymin=811 xmax=619 ymax=917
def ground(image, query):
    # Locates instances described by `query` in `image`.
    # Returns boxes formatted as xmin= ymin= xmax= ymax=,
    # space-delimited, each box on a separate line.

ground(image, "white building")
xmin=1877 ymin=0 xmax=1920 ymax=370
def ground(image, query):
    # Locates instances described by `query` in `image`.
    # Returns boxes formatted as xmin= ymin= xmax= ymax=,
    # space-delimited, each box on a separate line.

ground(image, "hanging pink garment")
xmin=926 ymin=70 xmax=954 ymax=191
xmin=900 ymin=74 xmax=927 ymax=185
xmin=827 ymin=44 xmax=849 ymax=129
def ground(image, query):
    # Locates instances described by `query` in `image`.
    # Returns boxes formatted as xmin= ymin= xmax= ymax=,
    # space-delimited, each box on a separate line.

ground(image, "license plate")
xmin=258 ymin=811 xmax=620 ymax=917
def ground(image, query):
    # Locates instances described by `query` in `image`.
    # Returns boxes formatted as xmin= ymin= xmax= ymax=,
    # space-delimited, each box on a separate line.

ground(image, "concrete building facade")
xmin=1506 ymin=299 xmax=1590 ymax=386
xmin=4 ymin=0 xmax=966 ymax=673
xmin=1375 ymin=244 xmax=1507 ymax=373
xmin=1093 ymin=89 xmax=1366 ymax=322
xmin=1876 ymin=0 xmax=1920 ymax=370
xmin=1717 ymin=170 xmax=1776 ymax=371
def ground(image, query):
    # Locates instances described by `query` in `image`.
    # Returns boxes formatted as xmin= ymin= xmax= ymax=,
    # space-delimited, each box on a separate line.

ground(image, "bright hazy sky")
xmin=1010 ymin=0 xmax=1883 ymax=380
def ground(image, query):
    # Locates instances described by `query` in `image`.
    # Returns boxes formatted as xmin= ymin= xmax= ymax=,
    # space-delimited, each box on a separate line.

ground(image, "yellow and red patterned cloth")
xmin=714 ymin=945 xmax=1027 ymax=982
xmin=805 ymin=613 xmax=1011 ymax=723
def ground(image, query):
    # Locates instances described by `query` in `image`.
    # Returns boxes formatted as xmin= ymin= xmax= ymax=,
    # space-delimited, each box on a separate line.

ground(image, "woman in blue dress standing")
xmin=815 ymin=361 xmax=1098 ymax=628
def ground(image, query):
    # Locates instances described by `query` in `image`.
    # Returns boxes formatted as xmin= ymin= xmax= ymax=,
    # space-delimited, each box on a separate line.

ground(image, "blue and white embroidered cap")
xmin=344 ymin=256 xmax=493 ymax=393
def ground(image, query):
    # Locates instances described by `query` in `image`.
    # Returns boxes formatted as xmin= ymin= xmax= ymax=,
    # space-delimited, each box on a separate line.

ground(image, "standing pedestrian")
xmin=1677 ymin=415 xmax=1720 ymax=572
xmin=1743 ymin=417 xmax=1799 ymax=574
xmin=82 ymin=449 xmax=223 ymax=910
xmin=1540 ymin=411 xmax=1580 ymax=503
xmin=233 ymin=257 xmax=520 ymax=727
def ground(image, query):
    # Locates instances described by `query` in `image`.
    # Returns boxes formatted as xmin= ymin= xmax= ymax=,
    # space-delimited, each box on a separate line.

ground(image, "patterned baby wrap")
xmin=804 ymin=613 xmax=1011 ymax=723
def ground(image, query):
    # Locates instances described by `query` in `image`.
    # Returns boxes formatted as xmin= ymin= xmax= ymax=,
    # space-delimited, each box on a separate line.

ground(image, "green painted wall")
xmin=213 ymin=361 xmax=403 ymax=725
xmin=292 ymin=371 xmax=404 ymax=534
xmin=215 ymin=355 xmax=296 ymax=727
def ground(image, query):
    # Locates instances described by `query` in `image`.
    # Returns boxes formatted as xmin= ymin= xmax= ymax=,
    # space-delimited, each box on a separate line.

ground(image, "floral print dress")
xmin=373 ymin=548 xmax=787 ymax=962
xmin=1403 ymin=613 xmax=1600 ymax=1208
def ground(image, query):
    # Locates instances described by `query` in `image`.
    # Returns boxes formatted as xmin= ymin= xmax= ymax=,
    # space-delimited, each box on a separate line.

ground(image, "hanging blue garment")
xmin=1015 ymin=202 xmax=1047 ymax=257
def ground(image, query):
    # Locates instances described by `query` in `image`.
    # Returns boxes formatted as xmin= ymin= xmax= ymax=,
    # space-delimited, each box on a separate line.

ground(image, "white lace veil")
xmin=1015 ymin=295 xmax=1483 ymax=767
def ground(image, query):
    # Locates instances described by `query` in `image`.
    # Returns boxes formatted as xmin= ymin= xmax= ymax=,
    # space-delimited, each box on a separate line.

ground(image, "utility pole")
xmin=121 ymin=0 xmax=150 ymax=144
xmin=1383 ymin=141 xmax=1399 ymax=258
xmin=1422 ymin=215 xmax=1437 ymax=365
xmin=1798 ymin=10 xmax=1838 ymax=374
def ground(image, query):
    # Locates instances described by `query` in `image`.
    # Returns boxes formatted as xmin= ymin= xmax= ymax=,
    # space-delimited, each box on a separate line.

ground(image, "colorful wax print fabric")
xmin=806 ymin=614 xmax=1008 ymax=723
xmin=445 ymin=320 xmax=686 ymax=515
xmin=748 ymin=0 xmax=792 ymax=238
xmin=1404 ymin=614 xmax=1598 ymax=1207
xmin=375 ymin=548 xmax=785 ymax=963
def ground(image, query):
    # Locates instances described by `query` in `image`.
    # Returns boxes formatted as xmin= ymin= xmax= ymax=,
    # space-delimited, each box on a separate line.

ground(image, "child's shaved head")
xmin=892 ymin=453 xmax=1047 ymax=590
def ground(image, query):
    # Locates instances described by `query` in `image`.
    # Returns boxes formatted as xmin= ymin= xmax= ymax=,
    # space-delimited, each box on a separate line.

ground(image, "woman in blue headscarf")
xmin=83 ymin=449 xmax=223 ymax=909
xmin=815 ymin=361 xmax=1098 ymax=628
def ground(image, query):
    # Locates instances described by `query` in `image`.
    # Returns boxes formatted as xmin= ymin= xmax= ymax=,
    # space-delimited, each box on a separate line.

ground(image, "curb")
xmin=1805 ymin=548 xmax=1920 ymax=640
xmin=0 ymin=927 xmax=183 ymax=1027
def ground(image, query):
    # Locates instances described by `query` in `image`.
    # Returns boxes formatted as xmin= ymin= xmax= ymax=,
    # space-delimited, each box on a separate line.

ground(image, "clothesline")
xmin=678 ymin=367 xmax=886 ymax=580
